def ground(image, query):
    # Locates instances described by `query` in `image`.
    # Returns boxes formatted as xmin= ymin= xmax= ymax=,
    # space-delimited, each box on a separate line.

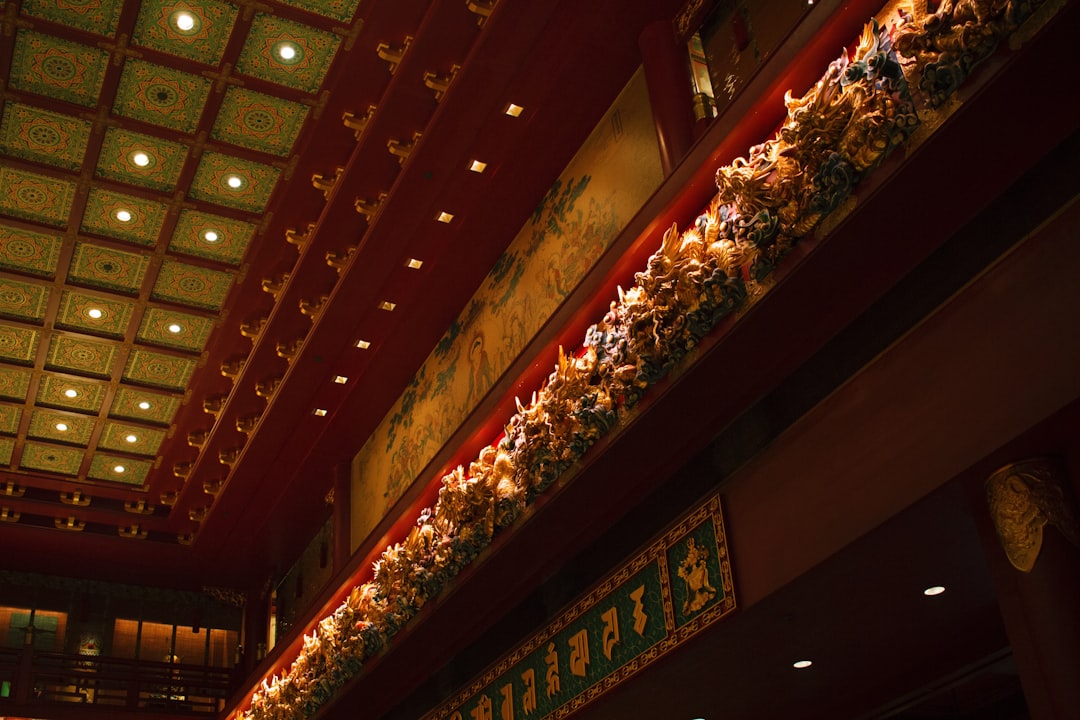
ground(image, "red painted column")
xmin=639 ymin=20 xmax=696 ymax=177
xmin=332 ymin=461 xmax=352 ymax=572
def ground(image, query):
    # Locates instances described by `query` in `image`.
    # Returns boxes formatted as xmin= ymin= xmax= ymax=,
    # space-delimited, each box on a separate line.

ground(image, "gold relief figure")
xmin=986 ymin=458 xmax=1080 ymax=572
xmin=677 ymin=538 xmax=717 ymax=615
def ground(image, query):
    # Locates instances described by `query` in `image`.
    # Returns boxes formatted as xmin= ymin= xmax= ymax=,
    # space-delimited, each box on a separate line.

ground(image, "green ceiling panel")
xmin=113 ymin=59 xmax=212 ymax=134
xmin=20 ymin=441 xmax=84 ymax=476
xmin=0 ymin=323 xmax=41 ymax=365
xmin=0 ymin=367 xmax=32 ymax=402
xmin=188 ymin=152 xmax=279 ymax=212
xmin=36 ymin=374 xmax=106 ymax=413
xmin=212 ymin=87 xmax=309 ymax=156
xmin=137 ymin=307 xmax=214 ymax=352
xmin=9 ymin=31 xmax=109 ymax=107
xmin=0 ymin=437 xmax=12 ymax=465
xmin=87 ymin=453 xmax=151 ymax=485
xmin=0 ymin=404 xmax=21 ymax=435
xmin=275 ymin=0 xmax=360 ymax=22
xmin=98 ymin=420 xmax=165 ymax=456
xmin=96 ymin=128 xmax=188 ymax=192
xmin=21 ymin=0 xmax=125 ymax=36
xmin=81 ymin=188 xmax=168 ymax=247
xmin=0 ymin=103 xmax=92 ymax=171
xmin=236 ymin=14 xmax=341 ymax=94
xmin=67 ymin=243 xmax=150 ymax=295
xmin=0 ymin=226 xmax=63 ymax=278
xmin=132 ymin=0 xmax=239 ymax=66
xmin=123 ymin=348 xmax=195 ymax=390
xmin=45 ymin=334 xmax=118 ymax=378
xmin=168 ymin=209 xmax=253 ymax=266
xmin=0 ymin=278 xmax=50 ymax=323
xmin=0 ymin=167 xmax=76 ymax=227
xmin=110 ymin=386 xmax=180 ymax=425
xmin=151 ymin=258 xmax=233 ymax=310
xmin=55 ymin=291 xmax=134 ymax=338
xmin=28 ymin=408 xmax=95 ymax=446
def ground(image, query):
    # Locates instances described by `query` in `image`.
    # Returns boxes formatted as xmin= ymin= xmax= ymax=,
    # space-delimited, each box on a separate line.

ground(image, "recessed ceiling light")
xmin=64 ymin=388 xmax=79 ymax=398
xmin=87 ymin=308 xmax=103 ymax=319
xmin=224 ymin=174 xmax=245 ymax=189
xmin=114 ymin=464 xmax=126 ymax=474
xmin=202 ymin=229 xmax=220 ymax=243
xmin=923 ymin=585 xmax=946 ymax=596
xmin=55 ymin=422 xmax=69 ymax=432
xmin=792 ymin=660 xmax=813 ymax=669
xmin=171 ymin=10 xmax=198 ymax=33
xmin=354 ymin=339 xmax=371 ymax=349
xmin=313 ymin=408 xmax=327 ymax=417
xmin=333 ymin=375 xmax=348 ymax=384
xmin=125 ymin=434 xmax=138 ymax=443
xmin=138 ymin=401 xmax=152 ymax=410
xmin=131 ymin=151 xmax=151 ymax=167
xmin=469 ymin=160 xmax=487 ymax=173
xmin=114 ymin=209 xmax=133 ymax=223
xmin=436 ymin=211 xmax=454 ymax=223
xmin=406 ymin=258 xmax=423 ymax=269
xmin=378 ymin=301 xmax=396 ymax=311
xmin=167 ymin=323 xmax=183 ymax=334
xmin=505 ymin=103 xmax=524 ymax=117
xmin=277 ymin=44 xmax=297 ymax=60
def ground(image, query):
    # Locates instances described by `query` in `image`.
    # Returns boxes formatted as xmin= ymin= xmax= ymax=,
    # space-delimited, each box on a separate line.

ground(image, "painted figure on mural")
xmin=466 ymin=331 xmax=494 ymax=410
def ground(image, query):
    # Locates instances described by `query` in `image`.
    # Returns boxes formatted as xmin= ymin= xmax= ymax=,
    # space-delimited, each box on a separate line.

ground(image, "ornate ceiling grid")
xmin=0 ymin=0 xmax=358 ymax=538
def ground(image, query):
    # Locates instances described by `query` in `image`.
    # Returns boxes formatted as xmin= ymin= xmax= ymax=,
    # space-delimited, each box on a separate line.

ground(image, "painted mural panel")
xmin=351 ymin=69 xmax=662 ymax=546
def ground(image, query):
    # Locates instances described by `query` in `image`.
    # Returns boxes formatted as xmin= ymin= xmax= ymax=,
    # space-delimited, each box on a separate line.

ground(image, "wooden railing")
xmin=0 ymin=647 xmax=233 ymax=715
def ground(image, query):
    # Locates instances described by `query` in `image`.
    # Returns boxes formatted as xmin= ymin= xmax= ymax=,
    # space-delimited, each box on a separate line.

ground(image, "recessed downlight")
xmin=923 ymin=585 xmax=946 ymax=596
xmin=131 ymin=151 xmax=151 ymax=167
xmin=170 ymin=10 xmax=200 ymax=34
xmin=271 ymin=40 xmax=304 ymax=65
xmin=469 ymin=159 xmax=487 ymax=173
xmin=114 ymin=209 xmax=133 ymax=223
xmin=406 ymin=258 xmax=423 ymax=269
xmin=125 ymin=434 xmax=138 ymax=443
xmin=55 ymin=422 xmax=69 ymax=432
xmin=224 ymin=174 xmax=245 ymax=190
xmin=113 ymin=464 xmax=126 ymax=473
xmin=87 ymin=308 xmax=103 ymax=319
xmin=792 ymin=660 xmax=813 ymax=669
xmin=313 ymin=408 xmax=327 ymax=417
xmin=202 ymin=229 xmax=220 ymax=243
xmin=505 ymin=103 xmax=524 ymax=117
xmin=436 ymin=211 xmax=454 ymax=223
xmin=138 ymin=401 xmax=151 ymax=410
xmin=64 ymin=388 xmax=79 ymax=398
xmin=378 ymin=300 xmax=396 ymax=311
xmin=333 ymin=375 xmax=348 ymax=384
xmin=354 ymin=339 xmax=371 ymax=349
xmin=167 ymin=323 xmax=183 ymax=334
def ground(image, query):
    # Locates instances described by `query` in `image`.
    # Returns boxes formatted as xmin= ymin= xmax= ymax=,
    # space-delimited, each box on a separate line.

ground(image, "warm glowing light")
xmin=131 ymin=151 xmax=151 ymax=167
xmin=55 ymin=422 xmax=69 ymax=432
xmin=174 ymin=11 xmax=196 ymax=31
xmin=225 ymin=174 xmax=244 ymax=189
xmin=87 ymin=308 xmax=103 ymax=319
xmin=125 ymin=434 xmax=138 ymax=443
xmin=114 ymin=464 xmax=126 ymax=473
xmin=202 ymin=229 xmax=220 ymax=243
xmin=378 ymin=300 xmax=396 ymax=311
xmin=436 ymin=211 xmax=454 ymax=223
xmin=138 ymin=401 xmax=151 ymax=410
xmin=115 ymin=209 xmax=133 ymax=222
xmin=64 ymin=388 xmax=78 ymax=398
xmin=923 ymin=585 xmax=946 ymax=596
xmin=355 ymin=339 xmax=371 ymax=349
xmin=333 ymin=375 xmax=348 ymax=384
xmin=505 ymin=103 xmax=524 ymax=117
xmin=793 ymin=660 xmax=813 ymax=669
xmin=406 ymin=258 xmax=423 ymax=269
xmin=167 ymin=323 xmax=182 ymax=334
xmin=313 ymin=408 xmax=327 ymax=417
xmin=469 ymin=159 xmax=487 ymax=173
xmin=278 ymin=44 xmax=296 ymax=60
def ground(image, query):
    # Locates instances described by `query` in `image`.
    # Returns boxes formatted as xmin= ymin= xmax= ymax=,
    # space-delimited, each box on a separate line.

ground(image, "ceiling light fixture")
xmin=138 ymin=401 xmax=151 ymax=410
xmin=792 ymin=660 xmax=813 ymax=669
xmin=272 ymin=40 xmax=303 ymax=65
xmin=378 ymin=301 xmax=396 ymax=311
xmin=469 ymin=160 xmax=487 ymax=173
xmin=923 ymin=585 xmax=946 ymax=596
xmin=64 ymin=389 xmax=79 ymax=398
xmin=87 ymin=308 xmax=103 ymax=319
xmin=167 ymin=323 xmax=183 ymax=334
xmin=202 ymin=229 xmax=220 ymax=243
xmin=125 ymin=434 xmax=138 ymax=443
xmin=172 ymin=10 xmax=198 ymax=33
xmin=505 ymin=103 xmax=524 ymax=117
xmin=436 ymin=211 xmax=454 ymax=223
xmin=333 ymin=375 xmax=348 ymax=384
xmin=114 ymin=464 xmax=126 ymax=473
xmin=406 ymin=258 xmax=423 ymax=269
xmin=224 ymin=174 xmax=245 ymax=190
xmin=55 ymin=422 xmax=69 ymax=432
xmin=313 ymin=408 xmax=327 ymax=417
xmin=131 ymin=151 xmax=151 ymax=167
xmin=114 ymin=209 xmax=133 ymax=223
xmin=355 ymin=340 xmax=371 ymax=349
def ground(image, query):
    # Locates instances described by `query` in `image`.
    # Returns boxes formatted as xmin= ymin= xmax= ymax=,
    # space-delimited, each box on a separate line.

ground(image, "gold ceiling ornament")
xmin=174 ymin=461 xmax=195 ymax=480
xmin=422 ymin=65 xmax=460 ymax=102
xmin=299 ymin=295 xmax=328 ymax=321
xmin=986 ymin=457 xmax=1080 ymax=573
xmin=236 ymin=413 xmax=261 ymax=435
xmin=386 ymin=132 xmax=422 ymax=165
xmin=375 ymin=35 xmax=412 ymax=74
xmin=118 ymin=523 xmax=148 ymax=540
xmin=354 ymin=192 xmax=386 ymax=222
xmin=325 ymin=246 xmax=355 ymax=274
xmin=123 ymin=499 xmax=154 ymax=515
xmin=59 ymin=490 xmax=91 ymax=507
xmin=275 ymin=337 xmax=304 ymax=362
xmin=221 ymin=356 xmax=247 ymax=379
xmin=3 ymin=481 xmax=25 ymax=497
xmin=219 ymin=446 xmax=243 ymax=468
xmin=285 ymin=223 xmax=315 ymax=252
xmin=188 ymin=505 xmax=209 ymax=522
xmin=203 ymin=393 xmax=227 ymax=416
xmin=254 ymin=376 xmax=281 ymax=400
xmin=311 ymin=167 xmax=344 ymax=199
xmin=240 ymin=315 xmax=267 ymax=342
xmin=466 ymin=0 xmax=497 ymax=26
xmin=1 ymin=507 xmax=20 ymax=523
xmin=342 ymin=104 xmax=376 ymax=141
xmin=203 ymin=478 xmax=225 ymax=496
xmin=178 ymin=532 xmax=195 ymax=545
xmin=160 ymin=490 xmax=179 ymax=506
xmin=261 ymin=272 xmax=290 ymax=300
xmin=188 ymin=429 xmax=210 ymax=448
xmin=55 ymin=515 xmax=86 ymax=532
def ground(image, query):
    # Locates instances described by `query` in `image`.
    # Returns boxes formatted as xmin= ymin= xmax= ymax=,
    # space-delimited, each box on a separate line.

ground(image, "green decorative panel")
xmin=151 ymin=259 xmax=232 ymax=310
xmin=36 ymin=374 xmax=106 ymax=412
xmin=0 ymin=323 xmax=40 ymax=365
xmin=137 ymin=307 xmax=213 ymax=352
xmin=0 ymin=103 xmax=92 ymax=171
xmin=123 ymin=348 xmax=195 ymax=390
xmin=276 ymin=0 xmax=360 ymax=22
xmin=110 ymin=386 xmax=179 ymax=425
xmin=87 ymin=453 xmax=151 ymax=485
xmin=188 ymin=152 xmax=279 ymax=212
xmin=0 ymin=226 xmax=63 ymax=277
xmin=0 ymin=167 xmax=76 ymax=227
xmin=9 ymin=31 xmax=109 ymax=107
xmin=168 ymin=209 xmax=253 ymax=266
xmin=98 ymin=421 xmax=165 ymax=456
xmin=28 ymin=408 xmax=94 ymax=445
xmin=45 ymin=334 xmax=118 ymax=378
xmin=81 ymin=188 xmax=168 ymax=246
xmin=212 ymin=87 xmax=309 ymax=156
xmin=20 ymin=441 xmax=84 ymax=476
xmin=0 ymin=438 xmax=12 ymax=466
xmin=55 ymin=291 xmax=134 ymax=338
xmin=0 ymin=404 xmax=22 ymax=435
xmin=113 ymin=59 xmax=212 ymax=134
xmin=0 ymin=367 xmax=32 ymax=401
xmin=95 ymin=128 xmax=187 ymax=192
xmin=21 ymin=0 xmax=124 ymax=36
xmin=0 ymin=278 xmax=50 ymax=323
xmin=132 ymin=0 xmax=239 ymax=66
xmin=67 ymin=243 xmax=150 ymax=295
xmin=236 ymin=14 xmax=341 ymax=93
